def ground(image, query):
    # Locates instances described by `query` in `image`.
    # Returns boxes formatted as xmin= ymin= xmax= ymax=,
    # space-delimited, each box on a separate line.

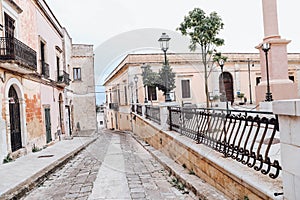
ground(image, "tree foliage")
xmin=141 ymin=62 xmax=176 ymax=96
xmin=157 ymin=61 xmax=176 ymax=95
xmin=141 ymin=64 xmax=158 ymax=87
xmin=177 ymin=8 xmax=225 ymax=107
xmin=213 ymin=52 xmax=228 ymax=64
xmin=177 ymin=8 xmax=224 ymax=53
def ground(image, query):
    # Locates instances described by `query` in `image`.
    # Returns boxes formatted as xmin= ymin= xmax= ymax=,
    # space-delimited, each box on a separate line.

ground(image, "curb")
xmin=0 ymin=136 xmax=97 ymax=200
xmin=130 ymin=132 xmax=229 ymax=200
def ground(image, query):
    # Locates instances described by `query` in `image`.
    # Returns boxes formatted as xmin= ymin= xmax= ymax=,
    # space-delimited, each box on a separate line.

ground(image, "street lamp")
xmin=158 ymin=32 xmax=171 ymax=102
xmin=219 ymin=59 xmax=225 ymax=100
xmin=247 ymin=58 xmax=254 ymax=104
xmin=262 ymin=43 xmax=273 ymax=102
xmin=141 ymin=64 xmax=148 ymax=103
xmin=134 ymin=75 xmax=139 ymax=103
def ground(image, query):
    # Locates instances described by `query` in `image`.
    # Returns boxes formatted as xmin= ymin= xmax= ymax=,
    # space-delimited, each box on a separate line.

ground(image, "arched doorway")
xmin=9 ymin=86 xmax=22 ymax=152
xmin=219 ymin=72 xmax=234 ymax=104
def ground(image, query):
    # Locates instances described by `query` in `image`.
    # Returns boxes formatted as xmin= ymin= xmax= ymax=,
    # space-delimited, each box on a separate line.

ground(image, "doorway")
xmin=65 ymin=106 xmax=71 ymax=136
xmin=44 ymin=108 xmax=52 ymax=143
xmin=9 ymin=86 xmax=22 ymax=152
xmin=219 ymin=72 xmax=234 ymax=104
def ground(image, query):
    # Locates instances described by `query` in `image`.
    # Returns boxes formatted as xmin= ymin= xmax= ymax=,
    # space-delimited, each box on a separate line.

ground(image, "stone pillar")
xmin=159 ymin=104 xmax=169 ymax=131
xmin=255 ymin=0 xmax=297 ymax=103
xmin=142 ymin=104 xmax=147 ymax=117
xmin=273 ymin=100 xmax=300 ymax=200
xmin=159 ymin=102 xmax=179 ymax=131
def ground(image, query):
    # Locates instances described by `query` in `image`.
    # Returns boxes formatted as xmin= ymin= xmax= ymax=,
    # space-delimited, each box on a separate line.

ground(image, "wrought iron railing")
xmin=145 ymin=105 xmax=160 ymax=124
xmin=136 ymin=105 xmax=142 ymax=116
xmin=0 ymin=37 xmax=37 ymax=70
xmin=41 ymin=60 xmax=49 ymax=78
xmin=131 ymin=105 xmax=135 ymax=113
xmin=58 ymin=71 xmax=70 ymax=85
xmin=168 ymin=107 xmax=281 ymax=179
xmin=109 ymin=103 xmax=119 ymax=111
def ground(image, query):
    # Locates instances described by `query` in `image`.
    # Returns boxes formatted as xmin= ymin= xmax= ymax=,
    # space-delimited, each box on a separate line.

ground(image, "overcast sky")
xmin=46 ymin=0 xmax=300 ymax=104
xmin=47 ymin=0 xmax=300 ymax=53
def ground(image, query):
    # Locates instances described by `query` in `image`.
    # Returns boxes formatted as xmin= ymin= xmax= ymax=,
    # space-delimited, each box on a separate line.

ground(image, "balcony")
xmin=108 ymin=103 xmax=119 ymax=111
xmin=57 ymin=71 xmax=70 ymax=86
xmin=41 ymin=60 xmax=49 ymax=78
xmin=0 ymin=37 xmax=37 ymax=73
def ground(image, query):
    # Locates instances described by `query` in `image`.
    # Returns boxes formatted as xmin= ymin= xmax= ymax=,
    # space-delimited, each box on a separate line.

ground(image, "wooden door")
xmin=9 ymin=86 xmax=22 ymax=152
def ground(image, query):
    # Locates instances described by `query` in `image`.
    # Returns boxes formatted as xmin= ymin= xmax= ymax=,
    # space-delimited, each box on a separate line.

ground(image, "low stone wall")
xmin=132 ymin=113 xmax=282 ymax=200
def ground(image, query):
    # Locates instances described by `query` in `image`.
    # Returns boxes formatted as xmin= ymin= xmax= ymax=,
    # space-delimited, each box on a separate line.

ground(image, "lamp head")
xmin=158 ymin=33 xmax=171 ymax=51
xmin=218 ymin=59 xmax=224 ymax=68
xmin=262 ymin=43 xmax=270 ymax=52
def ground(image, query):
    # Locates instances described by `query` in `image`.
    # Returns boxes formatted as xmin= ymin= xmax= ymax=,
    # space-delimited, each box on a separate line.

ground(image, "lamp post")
xmin=247 ymin=58 xmax=254 ymax=104
xmin=134 ymin=75 xmax=139 ymax=103
xmin=158 ymin=32 xmax=171 ymax=102
xmin=219 ymin=59 xmax=225 ymax=100
xmin=262 ymin=43 xmax=273 ymax=102
xmin=218 ymin=59 xmax=228 ymax=112
xmin=141 ymin=64 xmax=148 ymax=103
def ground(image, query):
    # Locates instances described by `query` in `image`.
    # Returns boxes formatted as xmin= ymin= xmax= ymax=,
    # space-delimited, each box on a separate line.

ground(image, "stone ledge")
xmin=0 ymin=136 xmax=97 ymax=200
xmin=273 ymin=99 xmax=300 ymax=116
xmin=132 ymin=115 xmax=283 ymax=199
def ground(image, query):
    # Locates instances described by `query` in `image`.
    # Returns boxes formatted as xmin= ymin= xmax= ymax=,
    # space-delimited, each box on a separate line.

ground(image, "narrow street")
xmin=22 ymin=130 xmax=197 ymax=200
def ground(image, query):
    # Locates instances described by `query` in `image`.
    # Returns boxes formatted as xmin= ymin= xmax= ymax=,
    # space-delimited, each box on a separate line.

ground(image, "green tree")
xmin=141 ymin=62 xmax=176 ymax=102
xmin=157 ymin=61 xmax=176 ymax=98
xmin=177 ymin=8 xmax=225 ymax=107
xmin=212 ymin=52 xmax=228 ymax=64
xmin=141 ymin=64 xmax=158 ymax=87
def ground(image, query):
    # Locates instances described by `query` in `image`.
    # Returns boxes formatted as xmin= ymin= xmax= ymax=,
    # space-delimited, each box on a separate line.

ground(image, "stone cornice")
xmin=4 ymin=0 xmax=23 ymax=14
xmin=33 ymin=0 xmax=63 ymax=38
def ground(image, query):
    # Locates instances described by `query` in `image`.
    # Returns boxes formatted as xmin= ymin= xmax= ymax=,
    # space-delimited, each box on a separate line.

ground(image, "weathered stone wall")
xmin=71 ymin=44 xmax=97 ymax=133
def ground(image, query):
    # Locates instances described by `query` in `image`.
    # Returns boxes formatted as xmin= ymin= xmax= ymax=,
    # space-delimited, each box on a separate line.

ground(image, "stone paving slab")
xmin=0 ymin=133 xmax=97 ymax=200
xmin=130 ymin=132 xmax=230 ymax=200
xmin=21 ymin=130 xmax=198 ymax=200
xmin=88 ymin=134 xmax=131 ymax=200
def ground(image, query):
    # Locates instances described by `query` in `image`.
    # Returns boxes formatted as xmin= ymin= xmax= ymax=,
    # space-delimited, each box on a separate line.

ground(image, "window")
xmin=4 ymin=13 xmax=15 ymax=38
xmin=73 ymin=68 xmax=81 ymax=80
xmin=289 ymin=75 xmax=295 ymax=82
xmin=147 ymin=85 xmax=157 ymax=101
xmin=256 ymin=77 xmax=261 ymax=85
xmin=56 ymin=56 xmax=60 ymax=81
xmin=109 ymin=92 xmax=112 ymax=103
xmin=181 ymin=80 xmax=191 ymax=98
xmin=117 ymin=87 xmax=120 ymax=104
xmin=124 ymin=86 xmax=128 ymax=105
xmin=40 ymin=40 xmax=49 ymax=78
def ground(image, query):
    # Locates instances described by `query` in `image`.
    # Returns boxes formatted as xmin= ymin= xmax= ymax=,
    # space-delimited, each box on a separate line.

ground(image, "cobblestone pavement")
xmin=22 ymin=130 xmax=197 ymax=200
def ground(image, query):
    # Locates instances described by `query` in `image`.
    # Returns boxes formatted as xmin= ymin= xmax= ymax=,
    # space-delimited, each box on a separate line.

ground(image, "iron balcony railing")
xmin=168 ymin=107 xmax=281 ymax=179
xmin=58 ymin=70 xmax=70 ymax=85
xmin=41 ymin=60 xmax=49 ymax=78
xmin=109 ymin=103 xmax=119 ymax=111
xmin=0 ymin=37 xmax=37 ymax=70
xmin=131 ymin=105 xmax=135 ymax=113
xmin=145 ymin=105 xmax=161 ymax=124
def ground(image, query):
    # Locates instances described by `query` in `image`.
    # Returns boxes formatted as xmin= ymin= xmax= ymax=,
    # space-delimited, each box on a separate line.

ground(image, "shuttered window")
xmin=181 ymin=80 xmax=191 ymax=98
xmin=147 ymin=86 xmax=157 ymax=101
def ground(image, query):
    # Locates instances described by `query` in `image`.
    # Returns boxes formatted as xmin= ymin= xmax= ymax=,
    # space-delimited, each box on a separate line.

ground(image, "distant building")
xmin=0 ymin=0 xmax=96 ymax=161
xmin=71 ymin=44 xmax=97 ymax=135
xmin=103 ymin=53 xmax=300 ymax=130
